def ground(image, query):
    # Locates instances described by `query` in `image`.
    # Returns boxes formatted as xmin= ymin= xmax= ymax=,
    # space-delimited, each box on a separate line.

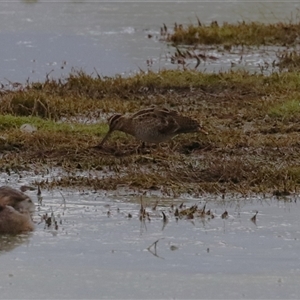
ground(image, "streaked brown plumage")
xmin=99 ymin=106 xmax=207 ymax=146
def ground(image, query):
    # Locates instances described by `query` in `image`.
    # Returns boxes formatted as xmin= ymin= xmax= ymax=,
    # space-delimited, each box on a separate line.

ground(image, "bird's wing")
xmin=154 ymin=110 xmax=180 ymax=134
xmin=131 ymin=106 xmax=156 ymax=118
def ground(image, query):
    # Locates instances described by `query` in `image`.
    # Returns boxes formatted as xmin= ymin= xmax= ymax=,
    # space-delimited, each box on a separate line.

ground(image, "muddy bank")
xmin=0 ymin=70 xmax=300 ymax=195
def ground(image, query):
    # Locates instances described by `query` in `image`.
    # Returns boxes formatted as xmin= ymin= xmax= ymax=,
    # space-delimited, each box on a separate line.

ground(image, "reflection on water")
xmin=0 ymin=1 xmax=299 ymax=83
xmin=0 ymin=233 xmax=32 ymax=253
xmin=0 ymin=187 xmax=299 ymax=298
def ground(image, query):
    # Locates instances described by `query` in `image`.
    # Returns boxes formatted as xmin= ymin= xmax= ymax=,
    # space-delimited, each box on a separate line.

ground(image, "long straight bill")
xmin=98 ymin=129 xmax=113 ymax=147
xmin=199 ymin=127 xmax=208 ymax=135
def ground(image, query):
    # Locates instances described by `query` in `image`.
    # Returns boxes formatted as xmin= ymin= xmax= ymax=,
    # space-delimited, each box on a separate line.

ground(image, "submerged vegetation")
xmin=1 ymin=69 xmax=300 ymax=196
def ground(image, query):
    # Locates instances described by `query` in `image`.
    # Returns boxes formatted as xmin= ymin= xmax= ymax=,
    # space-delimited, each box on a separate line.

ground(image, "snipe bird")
xmin=98 ymin=106 xmax=207 ymax=147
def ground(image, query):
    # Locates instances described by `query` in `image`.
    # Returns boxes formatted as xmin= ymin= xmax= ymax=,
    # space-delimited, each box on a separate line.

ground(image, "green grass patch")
xmin=1 ymin=69 xmax=300 ymax=195
xmin=268 ymin=99 xmax=300 ymax=119
xmin=3 ymin=70 xmax=300 ymax=121
xmin=0 ymin=114 xmax=107 ymax=135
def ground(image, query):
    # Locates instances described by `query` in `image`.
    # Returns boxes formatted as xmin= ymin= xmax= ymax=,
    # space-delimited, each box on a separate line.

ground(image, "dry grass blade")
xmin=1 ymin=69 xmax=300 ymax=195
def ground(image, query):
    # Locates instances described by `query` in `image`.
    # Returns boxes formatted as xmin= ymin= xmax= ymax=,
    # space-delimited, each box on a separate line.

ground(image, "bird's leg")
xmin=170 ymin=140 xmax=179 ymax=152
xmin=95 ymin=129 xmax=113 ymax=148
xmin=136 ymin=141 xmax=150 ymax=154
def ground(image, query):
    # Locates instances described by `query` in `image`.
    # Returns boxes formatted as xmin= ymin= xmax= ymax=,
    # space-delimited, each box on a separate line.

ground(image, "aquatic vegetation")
xmin=1 ymin=69 xmax=300 ymax=195
xmin=159 ymin=20 xmax=300 ymax=72
xmin=162 ymin=21 xmax=300 ymax=46
xmin=41 ymin=212 xmax=58 ymax=230
xmin=276 ymin=50 xmax=300 ymax=71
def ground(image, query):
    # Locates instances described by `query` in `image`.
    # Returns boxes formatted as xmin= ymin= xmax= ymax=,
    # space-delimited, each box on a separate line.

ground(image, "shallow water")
xmin=0 ymin=186 xmax=300 ymax=299
xmin=1 ymin=2 xmax=300 ymax=298
xmin=0 ymin=1 xmax=299 ymax=84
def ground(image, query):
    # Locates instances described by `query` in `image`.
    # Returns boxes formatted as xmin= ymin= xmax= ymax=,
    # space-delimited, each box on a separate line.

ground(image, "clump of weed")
xmin=162 ymin=21 xmax=300 ymax=46
xmin=3 ymin=69 xmax=300 ymax=121
xmin=277 ymin=51 xmax=300 ymax=71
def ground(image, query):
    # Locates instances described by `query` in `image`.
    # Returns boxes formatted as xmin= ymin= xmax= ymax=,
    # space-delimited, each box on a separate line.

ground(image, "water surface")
xmin=0 ymin=185 xmax=299 ymax=299
xmin=0 ymin=1 xmax=299 ymax=84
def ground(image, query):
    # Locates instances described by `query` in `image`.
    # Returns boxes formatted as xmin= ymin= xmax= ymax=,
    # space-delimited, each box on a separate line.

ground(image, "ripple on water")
xmin=0 ymin=187 xmax=299 ymax=298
